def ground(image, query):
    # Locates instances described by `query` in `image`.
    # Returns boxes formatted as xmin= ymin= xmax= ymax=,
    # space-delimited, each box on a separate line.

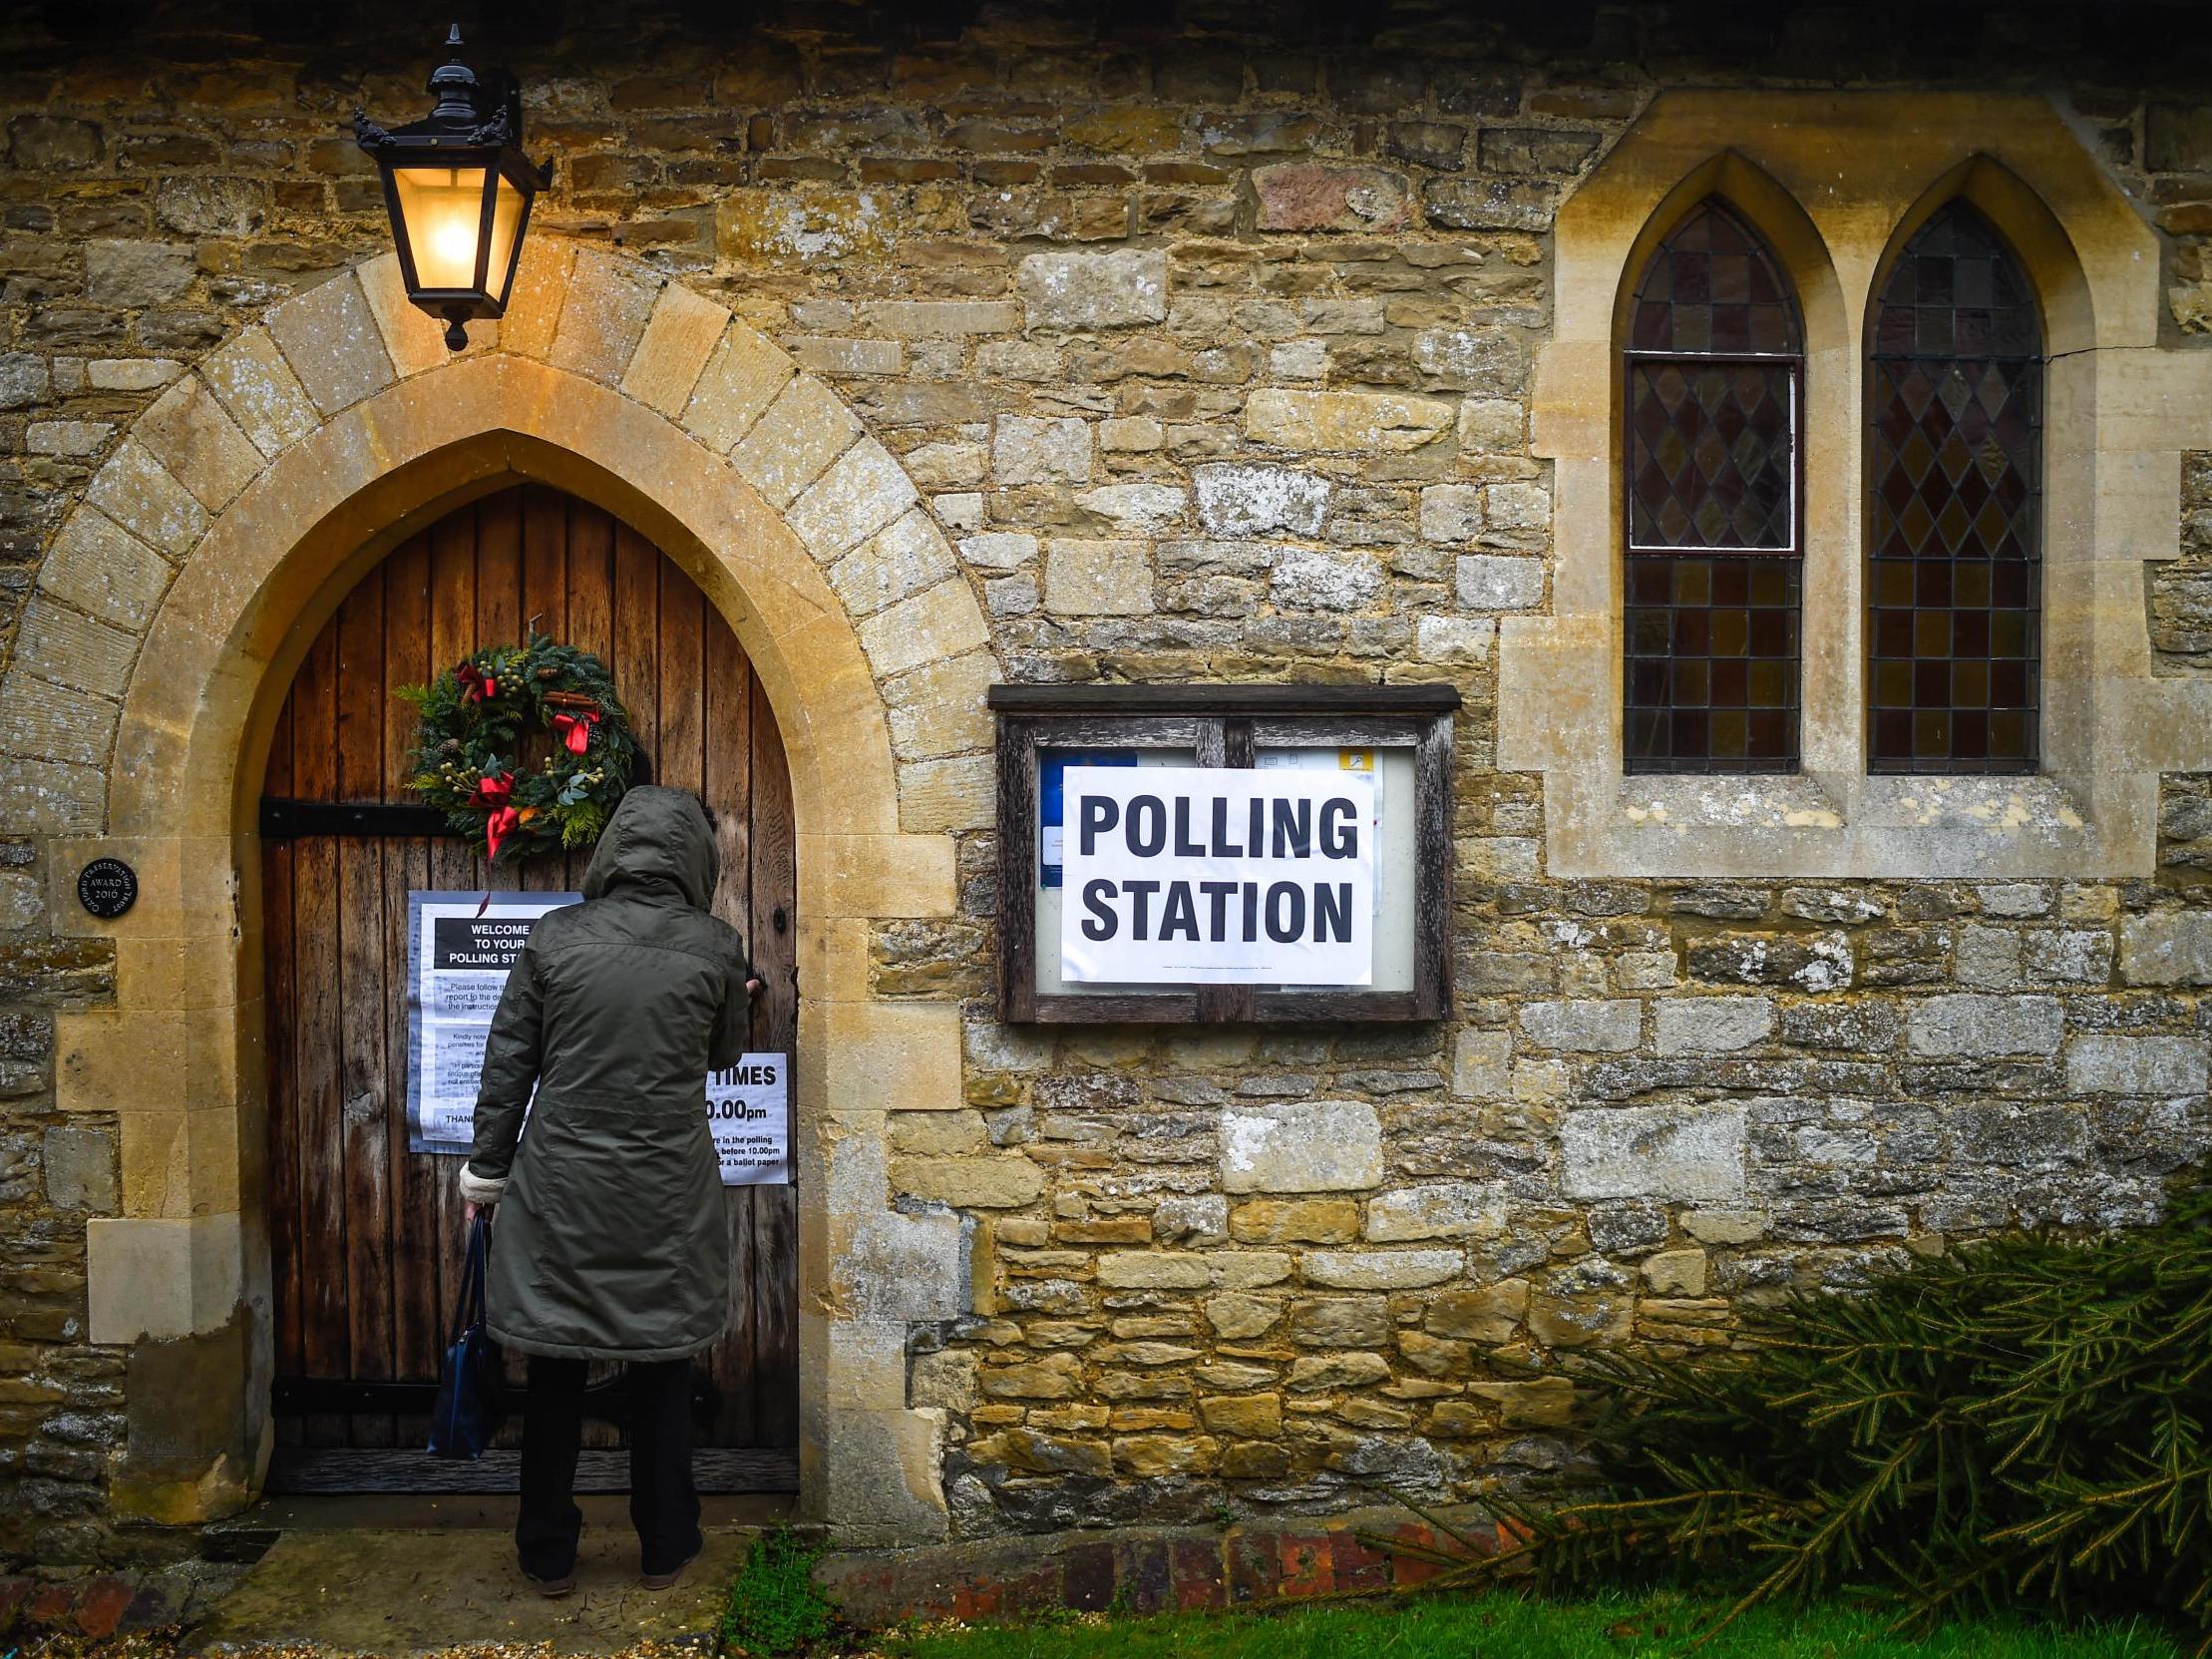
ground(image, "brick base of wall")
xmin=0 ymin=1574 xmax=174 ymax=1641
xmin=817 ymin=1506 xmax=1498 ymax=1628
xmin=0 ymin=1558 xmax=242 ymax=1644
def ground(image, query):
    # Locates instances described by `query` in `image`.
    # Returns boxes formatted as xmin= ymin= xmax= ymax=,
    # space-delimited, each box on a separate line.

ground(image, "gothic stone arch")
xmin=10 ymin=241 xmax=993 ymax=1543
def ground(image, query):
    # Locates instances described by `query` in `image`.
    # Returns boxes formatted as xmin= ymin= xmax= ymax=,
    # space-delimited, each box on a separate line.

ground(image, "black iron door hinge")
xmin=259 ymin=798 xmax=457 ymax=839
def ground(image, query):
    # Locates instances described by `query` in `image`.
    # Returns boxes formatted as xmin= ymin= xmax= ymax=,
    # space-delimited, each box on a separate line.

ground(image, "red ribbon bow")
xmin=458 ymin=663 xmax=497 ymax=703
xmin=468 ymin=771 xmax=514 ymax=808
xmin=469 ymin=771 xmax=519 ymax=860
xmin=553 ymin=709 xmax=599 ymax=754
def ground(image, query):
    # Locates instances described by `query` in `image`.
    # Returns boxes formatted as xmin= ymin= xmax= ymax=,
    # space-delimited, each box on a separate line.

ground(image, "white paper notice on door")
xmin=1058 ymin=764 xmax=1375 ymax=986
xmin=407 ymin=891 xmax=582 ymax=1154
xmin=707 ymin=1053 xmax=791 ymax=1186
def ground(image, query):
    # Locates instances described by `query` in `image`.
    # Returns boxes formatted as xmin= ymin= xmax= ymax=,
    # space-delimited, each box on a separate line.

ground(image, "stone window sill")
xmin=1618 ymin=774 xmax=1843 ymax=831
xmin=1856 ymin=774 xmax=2086 ymax=831
xmin=1615 ymin=773 xmax=2086 ymax=833
xmin=1579 ymin=769 xmax=2122 ymax=880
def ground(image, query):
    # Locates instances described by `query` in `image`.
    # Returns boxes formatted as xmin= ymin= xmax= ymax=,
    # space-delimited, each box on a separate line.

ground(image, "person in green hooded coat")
xmin=459 ymin=786 xmax=756 ymax=1595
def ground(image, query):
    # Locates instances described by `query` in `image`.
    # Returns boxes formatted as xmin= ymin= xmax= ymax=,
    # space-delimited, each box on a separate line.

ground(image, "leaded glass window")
xmin=1624 ymin=199 xmax=1804 ymax=773
xmin=1867 ymin=203 xmax=2042 ymax=773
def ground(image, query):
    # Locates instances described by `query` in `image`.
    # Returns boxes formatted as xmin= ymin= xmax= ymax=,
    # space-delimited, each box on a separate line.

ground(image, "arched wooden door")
xmin=259 ymin=485 xmax=799 ymax=1493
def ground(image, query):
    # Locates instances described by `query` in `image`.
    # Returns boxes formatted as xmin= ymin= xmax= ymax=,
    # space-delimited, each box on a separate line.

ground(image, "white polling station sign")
xmin=1058 ymin=765 xmax=1375 ymax=986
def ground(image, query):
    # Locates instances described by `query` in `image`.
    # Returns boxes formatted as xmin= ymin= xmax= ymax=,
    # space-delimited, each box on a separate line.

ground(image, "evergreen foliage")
xmin=397 ymin=632 xmax=638 ymax=862
xmin=1383 ymin=1182 xmax=2212 ymax=1650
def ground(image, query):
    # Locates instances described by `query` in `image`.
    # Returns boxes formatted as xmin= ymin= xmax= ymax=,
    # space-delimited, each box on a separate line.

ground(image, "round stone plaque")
xmin=77 ymin=857 xmax=138 ymax=920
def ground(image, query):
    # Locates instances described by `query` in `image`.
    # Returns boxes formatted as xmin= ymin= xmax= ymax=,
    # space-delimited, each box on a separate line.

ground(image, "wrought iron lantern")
xmin=354 ymin=27 xmax=552 ymax=350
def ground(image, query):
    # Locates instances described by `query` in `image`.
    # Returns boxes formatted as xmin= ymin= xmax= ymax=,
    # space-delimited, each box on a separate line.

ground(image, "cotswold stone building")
xmin=3 ymin=0 xmax=2212 ymax=1561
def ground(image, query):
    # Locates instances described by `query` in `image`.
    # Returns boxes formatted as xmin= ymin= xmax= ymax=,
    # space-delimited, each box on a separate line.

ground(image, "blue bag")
xmin=428 ymin=1214 xmax=507 ymax=1458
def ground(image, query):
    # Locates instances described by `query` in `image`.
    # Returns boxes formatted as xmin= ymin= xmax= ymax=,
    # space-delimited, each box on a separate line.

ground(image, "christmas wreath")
xmin=398 ymin=633 xmax=639 ymax=862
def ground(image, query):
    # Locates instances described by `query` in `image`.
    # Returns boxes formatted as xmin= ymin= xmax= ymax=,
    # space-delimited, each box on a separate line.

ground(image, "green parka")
xmin=463 ymin=787 xmax=752 ymax=1362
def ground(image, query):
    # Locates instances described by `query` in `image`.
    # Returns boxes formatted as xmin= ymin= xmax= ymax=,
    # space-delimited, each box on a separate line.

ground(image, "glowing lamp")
xmin=354 ymin=26 xmax=551 ymax=350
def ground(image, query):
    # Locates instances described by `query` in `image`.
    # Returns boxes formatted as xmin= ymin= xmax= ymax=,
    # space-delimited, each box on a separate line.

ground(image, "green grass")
xmin=723 ymin=1524 xmax=836 ymax=1655
xmin=864 ymin=1588 xmax=2185 ymax=1659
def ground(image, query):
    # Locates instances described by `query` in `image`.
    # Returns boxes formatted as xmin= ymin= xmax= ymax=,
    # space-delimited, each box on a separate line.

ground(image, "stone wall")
xmin=0 ymin=829 xmax=121 ymax=1556
xmin=2 ymin=0 xmax=2212 ymax=1551
xmin=2151 ymin=452 xmax=2212 ymax=671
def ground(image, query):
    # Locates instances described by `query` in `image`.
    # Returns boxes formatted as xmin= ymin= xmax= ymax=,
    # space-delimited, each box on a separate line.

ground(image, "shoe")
xmin=525 ymin=1568 xmax=577 ymax=1598
xmin=639 ymin=1540 xmax=702 ymax=1590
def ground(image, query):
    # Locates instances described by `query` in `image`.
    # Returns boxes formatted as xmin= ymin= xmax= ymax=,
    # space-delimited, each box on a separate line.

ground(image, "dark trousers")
xmin=517 ymin=1354 xmax=702 ymax=1579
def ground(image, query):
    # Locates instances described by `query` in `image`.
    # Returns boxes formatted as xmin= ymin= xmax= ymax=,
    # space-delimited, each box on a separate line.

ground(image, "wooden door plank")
xmin=519 ymin=486 xmax=577 ymax=892
xmin=476 ymin=488 xmax=523 ymax=646
xmin=379 ymin=536 xmax=442 ymax=1425
xmin=748 ymin=673 xmax=801 ymax=1449
xmin=379 ymin=543 xmax=436 ymax=1448
xmin=749 ymin=675 xmax=796 ymax=1056
xmin=381 ymin=538 xmax=430 ymax=804
xmin=288 ymin=620 xmax=348 ymax=1445
xmin=703 ymin=609 xmax=754 ymax=939
xmin=335 ymin=575 xmax=396 ymax=1447
xmin=334 ymin=570 xmax=386 ymax=803
xmin=564 ymin=501 xmax=614 ymax=660
xmin=650 ymin=550 xmax=707 ymax=1428
xmin=262 ymin=697 xmax=302 ymax=1414
xmin=563 ymin=504 xmax=614 ymax=890
xmin=702 ymin=613 xmax=757 ymax=1445
xmin=521 ymin=485 xmax=567 ymax=640
xmin=656 ymin=553 xmax=705 ymax=794
xmin=428 ymin=507 xmax=482 ymax=1343
xmin=476 ymin=488 xmax=523 ymax=987
xmin=659 ymin=558 xmax=711 ymax=1447
xmin=748 ymin=677 xmax=798 ymax=1078
xmin=384 ymin=837 xmax=434 ymax=1404
xmin=476 ymin=492 xmax=547 ymax=886
xmin=612 ymin=520 xmax=659 ymax=771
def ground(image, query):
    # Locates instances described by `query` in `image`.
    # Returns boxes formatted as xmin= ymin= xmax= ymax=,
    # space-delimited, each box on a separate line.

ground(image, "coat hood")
xmin=580 ymin=786 xmax=719 ymax=910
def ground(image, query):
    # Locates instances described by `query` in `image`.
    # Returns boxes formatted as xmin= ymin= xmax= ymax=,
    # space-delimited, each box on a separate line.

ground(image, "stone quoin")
xmin=0 ymin=0 xmax=2209 ymax=1573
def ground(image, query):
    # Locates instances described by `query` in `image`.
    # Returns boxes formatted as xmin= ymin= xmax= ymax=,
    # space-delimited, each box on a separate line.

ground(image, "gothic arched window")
xmin=1866 ymin=203 xmax=2043 ymax=772
xmin=1624 ymin=199 xmax=1804 ymax=773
